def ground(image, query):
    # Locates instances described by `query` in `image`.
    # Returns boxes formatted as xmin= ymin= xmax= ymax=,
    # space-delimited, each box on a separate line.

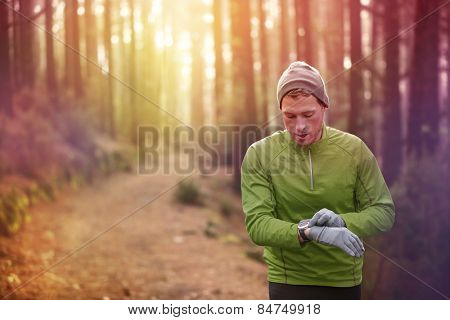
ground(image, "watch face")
xmin=298 ymin=219 xmax=310 ymax=228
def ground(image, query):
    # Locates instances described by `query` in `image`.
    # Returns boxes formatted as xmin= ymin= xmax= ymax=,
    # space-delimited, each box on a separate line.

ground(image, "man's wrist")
xmin=297 ymin=229 xmax=305 ymax=245
xmin=304 ymin=227 xmax=311 ymax=239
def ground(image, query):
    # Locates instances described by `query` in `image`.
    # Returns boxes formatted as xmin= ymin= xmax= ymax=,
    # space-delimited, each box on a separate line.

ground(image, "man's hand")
xmin=308 ymin=208 xmax=346 ymax=228
xmin=307 ymin=226 xmax=365 ymax=257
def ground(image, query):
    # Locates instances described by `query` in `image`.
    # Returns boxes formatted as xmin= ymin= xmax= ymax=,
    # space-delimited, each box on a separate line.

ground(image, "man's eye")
xmin=304 ymin=113 xmax=313 ymax=118
xmin=286 ymin=114 xmax=295 ymax=119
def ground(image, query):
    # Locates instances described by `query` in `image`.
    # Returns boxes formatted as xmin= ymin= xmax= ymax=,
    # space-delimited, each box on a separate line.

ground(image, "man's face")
xmin=281 ymin=94 xmax=327 ymax=147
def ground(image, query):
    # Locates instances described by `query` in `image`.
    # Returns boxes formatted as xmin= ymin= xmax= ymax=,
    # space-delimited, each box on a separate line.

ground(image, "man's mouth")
xmin=296 ymin=133 xmax=308 ymax=139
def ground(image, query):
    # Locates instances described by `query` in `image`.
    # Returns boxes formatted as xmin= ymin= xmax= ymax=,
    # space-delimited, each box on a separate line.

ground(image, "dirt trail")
xmin=0 ymin=171 xmax=268 ymax=299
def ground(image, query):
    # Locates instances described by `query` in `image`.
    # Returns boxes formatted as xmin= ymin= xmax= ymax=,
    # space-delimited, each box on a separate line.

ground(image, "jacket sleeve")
xmin=341 ymin=141 xmax=395 ymax=238
xmin=241 ymin=145 xmax=300 ymax=249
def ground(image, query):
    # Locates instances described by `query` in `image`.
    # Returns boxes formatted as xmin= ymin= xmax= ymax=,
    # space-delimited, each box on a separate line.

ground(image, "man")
xmin=241 ymin=61 xmax=395 ymax=300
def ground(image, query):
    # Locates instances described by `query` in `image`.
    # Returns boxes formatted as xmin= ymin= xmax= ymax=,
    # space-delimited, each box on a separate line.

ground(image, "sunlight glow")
xmin=150 ymin=0 xmax=162 ymax=22
xmin=223 ymin=42 xmax=232 ymax=63
xmin=164 ymin=27 xmax=174 ymax=47
xmin=265 ymin=19 xmax=274 ymax=29
xmin=205 ymin=67 xmax=215 ymax=80
xmin=97 ymin=45 xmax=108 ymax=74
xmin=120 ymin=5 xmax=130 ymax=17
xmin=224 ymin=18 xmax=230 ymax=30
xmin=298 ymin=28 xmax=305 ymax=37
xmin=94 ymin=4 xmax=104 ymax=16
xmin=204 ymin=51 xmax=215 ymax=64
xmin=165 ymin=37 xmax=174 ymax=47
xmin=155 ymin=30 xmax=165 ymax=49
xmin=52 ymin=24 xmax=60 ymax=33
xmin=268 ymin=0 xmax=279 ymax=17
xmin=123 ymin=29 xmax=132 ymax=44
xmin=77 ymin=6 xmax=85 ymax=16
xmin=204 ymin=35 xmax=214 ymax=49
xmin=399 ymin=80 xmax=406 ymax=94
xmin=181 ymin=55 xmax=192 ymax=64
xmin=56 ymin=2 xmax=65 ymax=18
xmin=343 ymin=56 xmax=352 ymax=70
xmin=202 ymin=13 xmax=214 ymax=24
xmin=181 ymin=66 xmax=190 ymax=78
xmin=134 ymin=22 xmax=143 ymax=33
xmin=361 ymin=11 xmax=369 ymax=20
xmin=111 ymin=35 xmax=120 ymax=45
xmin=362 ymin=31 xmax=370 ymax=47
xmin=177 ymin=32 xmax=191 ymax=51
xmin=34 ymin=4 xmax=41 ymax=13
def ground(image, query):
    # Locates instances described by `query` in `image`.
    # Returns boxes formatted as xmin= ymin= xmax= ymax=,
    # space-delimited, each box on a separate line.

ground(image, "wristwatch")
xmin=297 ymin=219 xmax=310 ymax=243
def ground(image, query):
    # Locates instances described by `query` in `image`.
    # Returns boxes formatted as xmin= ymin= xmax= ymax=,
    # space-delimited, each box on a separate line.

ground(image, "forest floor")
xmin=0 ymin=168 xmax=268 ymax=299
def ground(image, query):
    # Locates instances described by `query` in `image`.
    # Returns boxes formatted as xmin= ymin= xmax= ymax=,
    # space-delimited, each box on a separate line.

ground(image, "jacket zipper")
xmin=308 ymin=149 xmax=314 ymax=190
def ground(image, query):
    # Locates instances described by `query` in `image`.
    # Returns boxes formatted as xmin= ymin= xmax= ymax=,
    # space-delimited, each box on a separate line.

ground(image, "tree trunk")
xmin=324 ymin=0 xmax=344 ymax=123
xmin=279 ymin=0 xmax=290 ymax=71
xmin=141 ymin=0 xmax=160 ymax=127
xmin=230 ymin=0 xmax=257 ymax=189
xmin=64 ymin=0 xmax=83 ymax=97
xmin=447 ymin=4 xmax=450 ymax=178
xmin=84 ymin=0 xmax=97 ymax=77
xmin=258 ymin=0 xmax=269 ymax=125
xmin=191 ymin=31 xmax=204 ymax=128
xmin=118 ymin=4 xmax=127 ymax=129
xmin=0 ymin=2 xmax=12 ymax=115
xmin=348 ymin=0 xmax=364 ymax=137
xmin=18 ymin=0 xmax=34 ymax=89
xmin=64 ymin=0 xmax=70 ymax=87
xmin=71 ymin=0 xmax=82 ymax=97
xmin=104 ymin=0 xmax=115 ymax=137
xmin=407 ymin=0 xmax=440 ymax=156
xmin=128 ymin=0 xmax=137 ymax=142
xmin=366 ymin=1 xmax=381 ymax=152
xmin=382 ymin=0 xmax=402 ymax=185
xmin=213 ymin=0 xmax=224 ymax=125
xmin=160 ymin=1 xmax=177 ymax=121
xmin=44 ymin=0 xmax=57 ymax=98
xmin=190 ymin=3 xmax=205 ymax=129
xmin=295 ymin=0 xmax=313 ymax=65
xmin=12 ymin=0 xmax=21 ymax=90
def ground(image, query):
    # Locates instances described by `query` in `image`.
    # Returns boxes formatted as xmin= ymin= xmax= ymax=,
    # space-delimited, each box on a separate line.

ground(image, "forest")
xmin=0 ymin=0 xmax=449 ymax=299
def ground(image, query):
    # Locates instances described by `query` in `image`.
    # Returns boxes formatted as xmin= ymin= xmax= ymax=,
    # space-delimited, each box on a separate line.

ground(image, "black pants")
xmin=269 ymin=282 xmax=361 ymax=300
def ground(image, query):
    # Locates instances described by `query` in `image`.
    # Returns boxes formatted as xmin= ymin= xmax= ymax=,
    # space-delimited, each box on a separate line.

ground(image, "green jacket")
xmin=241 ymin=124 xmax=395 ymax=287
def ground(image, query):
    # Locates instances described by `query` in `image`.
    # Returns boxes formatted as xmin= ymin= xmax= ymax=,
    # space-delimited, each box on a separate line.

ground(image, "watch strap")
xmin=299 ymin=227 xmax=310 ymax=243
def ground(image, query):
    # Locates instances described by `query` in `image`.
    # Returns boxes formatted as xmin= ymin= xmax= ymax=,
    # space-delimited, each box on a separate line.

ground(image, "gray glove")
xmin=308 ymin=208 xmax=346 ymax=228
xmin=308 ymin=226 xmax=365 ymax=257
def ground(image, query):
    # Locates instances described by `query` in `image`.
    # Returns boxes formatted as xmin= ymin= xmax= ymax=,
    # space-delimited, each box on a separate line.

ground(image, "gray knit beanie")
xmin=277 ymin=61 xmax=329 ymax=109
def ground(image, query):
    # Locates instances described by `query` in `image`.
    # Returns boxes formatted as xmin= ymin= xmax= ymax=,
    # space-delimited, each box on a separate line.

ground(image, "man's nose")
xmin=296 ymin=119 xmax=307 ymax=132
